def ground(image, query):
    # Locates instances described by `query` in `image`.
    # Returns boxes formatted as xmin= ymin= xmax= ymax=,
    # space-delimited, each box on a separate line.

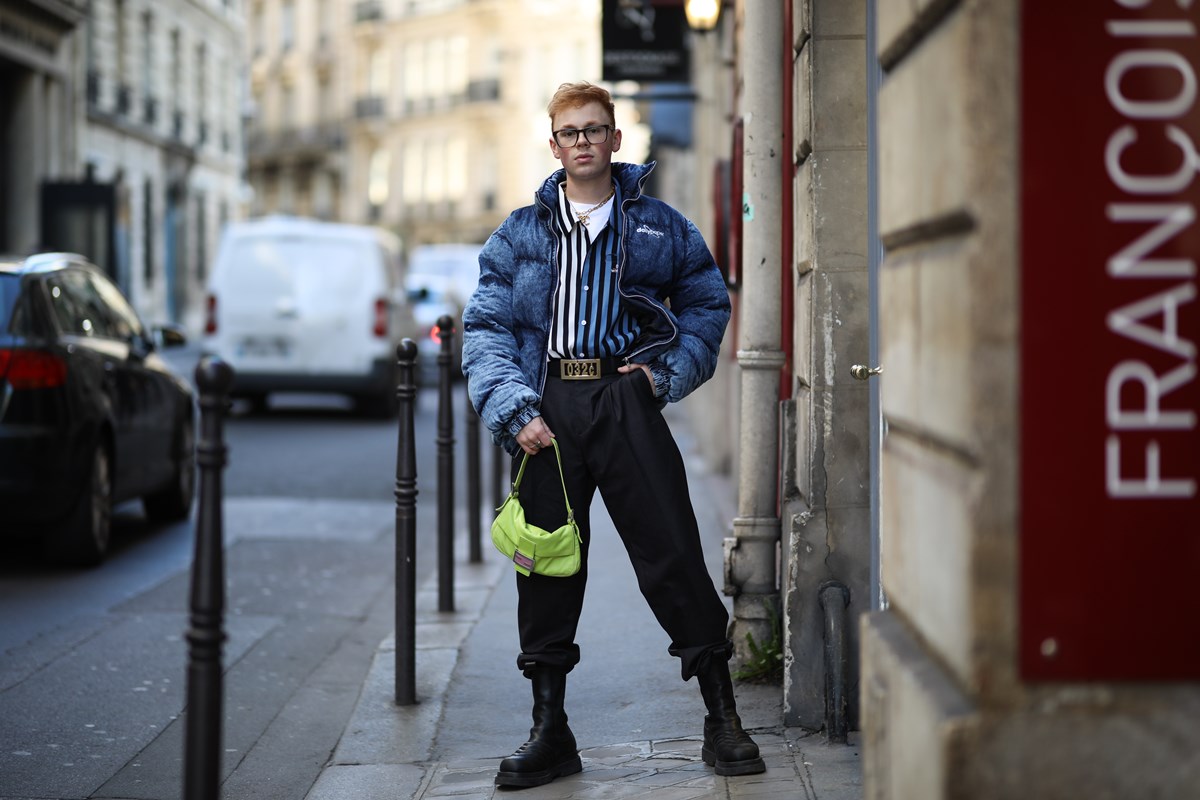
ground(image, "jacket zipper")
xmin=616 ymin=167 xmax=678 ymax=365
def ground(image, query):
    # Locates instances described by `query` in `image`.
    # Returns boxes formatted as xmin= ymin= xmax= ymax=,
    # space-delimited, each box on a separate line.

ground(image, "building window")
xmin=369 ymin=148 xmax=391 ymax=208
xmin=196 ymin=44 xmax=207 ymax=144
xmin=169 ymin=27 xmax=182 ymax=118
xmin=426 ymin=38 xmax=446 ymax=100
xmin=281 ymin=84 xmax=295 ymax=129
xmin=369 ymin=49 xmax=389 ymax=96
xmin=252 ymin=2 xmax=264 ymax=55
xmin=448 ymin=36 xmax=468 ymax=99
xmin=281 ymin=0 xmax=295 ymax=51
xmin=318 ymin=76 xmax=334 ymax=123
xmin=426 ymin=139 xmax=445 ymax=202
xmin=317 ymin=0 xmax=332 ymax=45
xmin=196 ymin=192 xmax=207 ymax=282
xmin=446 ymin=135 xmax=466 ymax=201
xmin=143 ymin=179 xmax=155 ymax=285
xmin=404 ymin=42 xmax=424 ymax=107
xmin=115 ymin=0 xmax=128 ymax=90
xmin=403 ymin=141 xmax=423 ymax=204
xmin=141 ymin=14 xmax=153 ymax=96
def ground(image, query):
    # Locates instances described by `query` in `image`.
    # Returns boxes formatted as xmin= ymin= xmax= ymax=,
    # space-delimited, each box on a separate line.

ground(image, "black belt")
xmin=548 ymin=357 xmax=626 ymax=380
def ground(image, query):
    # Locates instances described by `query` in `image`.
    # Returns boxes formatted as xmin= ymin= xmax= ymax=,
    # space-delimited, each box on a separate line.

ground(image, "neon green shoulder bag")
xmin=491 ymin=439 xmax=581 ymax=578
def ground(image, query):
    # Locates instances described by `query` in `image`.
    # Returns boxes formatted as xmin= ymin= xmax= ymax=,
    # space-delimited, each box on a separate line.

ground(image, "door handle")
xmin=850 ymin=364 xmax=883 ymax=381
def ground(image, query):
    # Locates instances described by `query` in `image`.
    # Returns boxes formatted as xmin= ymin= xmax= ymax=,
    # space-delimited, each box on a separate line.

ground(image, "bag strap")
xmin=510 ymin=439 xmax=574 ymax=523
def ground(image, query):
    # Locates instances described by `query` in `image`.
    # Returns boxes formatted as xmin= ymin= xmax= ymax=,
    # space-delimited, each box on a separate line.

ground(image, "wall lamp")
xmin=684 ymin=0 xmax=721 ymax=32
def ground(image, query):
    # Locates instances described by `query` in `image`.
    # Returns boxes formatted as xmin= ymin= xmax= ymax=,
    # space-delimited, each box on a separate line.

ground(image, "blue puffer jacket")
xmin=462 ymin=161 xmax=731 ymax=455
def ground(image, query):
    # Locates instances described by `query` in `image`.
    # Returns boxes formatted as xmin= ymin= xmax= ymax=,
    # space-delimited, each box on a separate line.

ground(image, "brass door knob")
xmin=850 ymin=364 xmax=883 ymax=381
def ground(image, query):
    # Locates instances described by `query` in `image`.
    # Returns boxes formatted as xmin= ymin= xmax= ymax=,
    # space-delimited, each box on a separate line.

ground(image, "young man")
xmin=462 ymin=81 xmax=764 ymax=789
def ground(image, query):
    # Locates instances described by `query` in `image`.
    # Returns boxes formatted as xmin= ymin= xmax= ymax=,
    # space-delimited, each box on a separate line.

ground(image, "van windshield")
xmin=223 ymin=237 xmax=377 ymax=307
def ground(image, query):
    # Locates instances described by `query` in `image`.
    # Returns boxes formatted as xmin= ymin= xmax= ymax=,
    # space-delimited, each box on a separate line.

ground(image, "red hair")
xmin=547 ymin=82 xmax=616 ymax=127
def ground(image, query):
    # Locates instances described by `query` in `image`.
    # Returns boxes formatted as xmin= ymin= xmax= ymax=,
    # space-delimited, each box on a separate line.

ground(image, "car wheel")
xmin=143 ymin=416 xmax=195 ymax=522
xmin=46 ymin=443 xmax=113 ymax=567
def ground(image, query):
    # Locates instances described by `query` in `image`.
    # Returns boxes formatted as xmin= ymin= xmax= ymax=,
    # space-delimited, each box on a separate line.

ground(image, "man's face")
xmin=549 ymin=101 xmax=622 ymax=183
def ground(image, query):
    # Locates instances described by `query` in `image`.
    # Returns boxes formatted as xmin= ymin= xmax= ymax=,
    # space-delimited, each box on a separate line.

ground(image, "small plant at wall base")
xmin=733 ymin=600 xmax=783 ymax=684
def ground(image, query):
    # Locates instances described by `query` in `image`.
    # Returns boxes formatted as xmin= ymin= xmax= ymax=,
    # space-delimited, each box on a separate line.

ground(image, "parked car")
xmin=0 ymin=253 xmax=196 ymax=566
xmin=203 ymin=216 xmax=420 ymax=416
xmin=404 ymin=244 xmax=480 ymax=383
xmin=409 ymin=285 xmax=462 ymax=384
xmin=404 ymin=243 xmax=482 ymax=315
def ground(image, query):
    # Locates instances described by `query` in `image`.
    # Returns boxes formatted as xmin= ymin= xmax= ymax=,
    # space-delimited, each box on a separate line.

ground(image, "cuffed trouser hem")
xmin=516 ymin=652 xmax=579 ymax=678
xmin=671 ymin=638 xmax=734 ymax=681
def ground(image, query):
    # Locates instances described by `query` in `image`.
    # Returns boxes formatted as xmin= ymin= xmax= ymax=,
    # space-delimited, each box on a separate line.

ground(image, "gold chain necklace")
xmin=573 ymin=189 xmax=615 ymax=226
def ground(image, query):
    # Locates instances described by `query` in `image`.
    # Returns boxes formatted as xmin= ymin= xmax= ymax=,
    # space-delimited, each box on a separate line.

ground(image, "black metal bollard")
xmin=436 ymin=314 xmax=456 ymax=613
xmin=184 ymin=357 xmax=233 ymax=800
xmin=465 ymin=392 xmax=482 ymax=564
xmin=394 ymin=340 xmax=418 ymax=706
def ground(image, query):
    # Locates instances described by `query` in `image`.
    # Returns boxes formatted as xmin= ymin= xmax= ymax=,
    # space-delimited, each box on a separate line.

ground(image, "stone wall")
xmin=862 ymin=0 xmax=1200 ymax=795
xmin=781 ymin=0 xmax=872 ymax=730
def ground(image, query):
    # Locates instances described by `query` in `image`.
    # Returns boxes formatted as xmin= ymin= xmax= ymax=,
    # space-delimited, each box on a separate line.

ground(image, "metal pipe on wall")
xmin=727 ymin=0 xmax=785 ymax=664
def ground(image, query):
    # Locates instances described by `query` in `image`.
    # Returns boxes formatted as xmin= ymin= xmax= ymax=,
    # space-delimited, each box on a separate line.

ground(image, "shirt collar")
xmin=554 ymin=179 xmax=620 ymax=235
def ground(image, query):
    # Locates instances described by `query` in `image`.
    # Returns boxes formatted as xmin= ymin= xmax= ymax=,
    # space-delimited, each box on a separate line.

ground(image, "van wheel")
xmin=243 ymin=393 xmax=269 ymax=414
xmin=46 ymin=443 xmax=113 ymax=567
xmin=144 ymin=416 xmax=195 ymax=522
xmin=359 ymin=390 xmax=398 ymax=419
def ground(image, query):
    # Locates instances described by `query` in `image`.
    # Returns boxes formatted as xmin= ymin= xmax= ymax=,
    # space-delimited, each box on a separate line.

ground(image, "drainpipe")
xmin=726 ymin=0 xmax=785 ymax=665
xmin=819 ymin=581 xmax=851 ymax=742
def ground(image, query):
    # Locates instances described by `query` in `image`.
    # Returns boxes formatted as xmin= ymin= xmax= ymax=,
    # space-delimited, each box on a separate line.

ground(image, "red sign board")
xmin=1020 ymin=2 xmax=1200 ymax=680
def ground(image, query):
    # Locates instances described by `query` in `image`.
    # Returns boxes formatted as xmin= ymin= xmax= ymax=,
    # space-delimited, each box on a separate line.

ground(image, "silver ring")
xmin=532 ymin=442 xmax=542 ymax=449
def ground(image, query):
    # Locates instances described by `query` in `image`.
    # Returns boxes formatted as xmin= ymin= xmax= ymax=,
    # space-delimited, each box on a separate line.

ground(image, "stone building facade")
xmin=245 ymin=0 xmax=648 ymax=251
xmin=0 ymin=0 xmax=245 ymax=332
xmin=861 ymin=1 xmax=1200 ymax=797
xmin=677 ymin=0 xmax=1199 ymax=796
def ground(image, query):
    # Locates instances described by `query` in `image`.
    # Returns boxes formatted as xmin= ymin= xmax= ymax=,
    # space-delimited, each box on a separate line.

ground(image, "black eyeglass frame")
xmin=552 ymin=124 xmax=614 ymax=148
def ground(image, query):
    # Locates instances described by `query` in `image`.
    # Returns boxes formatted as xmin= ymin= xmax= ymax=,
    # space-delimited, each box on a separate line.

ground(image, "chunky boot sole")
xmin=702 ymin=747 xmax=766 ymax=776
xmin=495 ymin=754 xmax=583 ymax=788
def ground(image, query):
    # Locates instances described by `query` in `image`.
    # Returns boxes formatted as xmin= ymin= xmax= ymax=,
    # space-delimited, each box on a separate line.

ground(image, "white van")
xmin=203 ymin=216 xmax=419 ymax=416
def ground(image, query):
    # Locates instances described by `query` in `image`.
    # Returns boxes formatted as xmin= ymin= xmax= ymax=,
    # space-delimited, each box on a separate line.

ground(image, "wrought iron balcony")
xmin=467 ymin=79 xmax=501 ymax=103
xmin=246 ymin=123 xmax=347 ymax=160
xmin=355 ymin=95 xmax=386 ymax=119
xmin=355 ymin=0 xmax=383 ymax=22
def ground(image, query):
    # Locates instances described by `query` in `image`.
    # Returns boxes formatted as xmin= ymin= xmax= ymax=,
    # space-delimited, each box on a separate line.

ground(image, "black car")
xmin=0 ymin=253 xmax=196 ymax=565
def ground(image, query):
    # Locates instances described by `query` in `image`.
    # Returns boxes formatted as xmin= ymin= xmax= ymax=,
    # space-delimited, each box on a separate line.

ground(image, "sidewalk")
xmin=304 ymin=409 xmax=863 ymax=800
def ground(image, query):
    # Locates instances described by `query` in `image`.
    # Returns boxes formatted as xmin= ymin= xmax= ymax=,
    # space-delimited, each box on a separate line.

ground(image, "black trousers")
xmin=511 ymin=368 xmax=732 ymax=681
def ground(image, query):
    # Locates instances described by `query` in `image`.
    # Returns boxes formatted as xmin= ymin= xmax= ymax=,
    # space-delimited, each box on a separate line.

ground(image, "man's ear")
xmin=549 ymin=138 xmax=561 ymax=158
xmin=611 ymin=128 xmax=622 ymax=153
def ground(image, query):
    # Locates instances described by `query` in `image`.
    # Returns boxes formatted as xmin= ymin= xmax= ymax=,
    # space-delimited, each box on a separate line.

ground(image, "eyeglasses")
xmin=553 ymin=125 xmax=613 ymax=148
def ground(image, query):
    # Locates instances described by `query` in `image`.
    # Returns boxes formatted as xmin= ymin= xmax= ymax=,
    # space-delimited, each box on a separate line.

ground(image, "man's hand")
xmin=517 ymin=417 xmax=555 ymax=455
xmin=618 ymin=362 xmax=654 ymax=395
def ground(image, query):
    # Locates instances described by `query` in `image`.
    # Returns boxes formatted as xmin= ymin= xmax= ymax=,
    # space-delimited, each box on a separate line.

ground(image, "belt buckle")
xmin=560 ymin=358 xmax=601 ymax=380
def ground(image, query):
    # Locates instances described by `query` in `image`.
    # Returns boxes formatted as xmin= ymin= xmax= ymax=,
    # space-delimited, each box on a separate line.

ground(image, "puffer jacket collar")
xmin=532 ymin=161 xmax=656 ymax=223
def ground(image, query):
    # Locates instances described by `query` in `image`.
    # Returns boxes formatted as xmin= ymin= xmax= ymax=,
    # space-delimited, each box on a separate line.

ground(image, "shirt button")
xmin=581 ymin=320 xmax=587 ymax=326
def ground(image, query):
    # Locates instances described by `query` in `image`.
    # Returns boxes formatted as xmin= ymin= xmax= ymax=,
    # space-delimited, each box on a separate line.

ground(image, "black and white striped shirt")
xmin=548 ymin=180 xmax=639 ymax=359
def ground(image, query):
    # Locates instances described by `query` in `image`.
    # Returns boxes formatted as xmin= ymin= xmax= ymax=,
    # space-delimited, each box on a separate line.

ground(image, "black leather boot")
xmin=495 ymin=668 xmax=582 ymax=788
xmin=696 ymin=655 xmax=766 ymax=776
